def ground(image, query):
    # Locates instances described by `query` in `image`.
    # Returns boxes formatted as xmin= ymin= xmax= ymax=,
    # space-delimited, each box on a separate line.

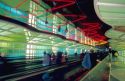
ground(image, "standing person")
xmin=89 ymin=49 xmax=97 ymax=68
xmin=56 ymin=51 xmax=62 ymax=65
xmin=82 ymin=50 xmax=92 ymax=70
xmin=65 ymin=52 xmax=68 ymax=63
xmin=0 ymin=53 xmax=6 ymax=74
xmin=74 ymin=52 xmax=78 ymax=60
xmin=0 ymin=53 xmax=14 ymax=74
xmin=61 ymin=52 xmax=66 ymax=63
xmin=111 ymin=50 xmax=118 ymax=61
xmin=51 ymin=52 xmax=56 ymax=64
xmin=48 ymin=51 xmax=52 ymax=65
xmin=42 ymin=51 xmax=50 ymax=66
xmin=80 ymin=51 xmax=85 ymax=60
xmin=96 ymin=50 xmax=101 ymax=63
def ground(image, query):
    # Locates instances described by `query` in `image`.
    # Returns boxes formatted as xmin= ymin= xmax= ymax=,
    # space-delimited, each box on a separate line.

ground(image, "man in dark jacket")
xmin=56 ymin=51 xmax=62 ymax=64
xmin=89 ymin=49 xmax=97 ymax=68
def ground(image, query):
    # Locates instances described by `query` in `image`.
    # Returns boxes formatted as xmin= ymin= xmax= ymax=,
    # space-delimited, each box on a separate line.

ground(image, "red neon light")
xmin=81 ymin=23 xmax=100 ymax=29
xmin=56 ymin=14 xmax=86 ymax=25
xmin=91 ymin=36 xmax=106 ymax=40
xmin=80 ymin=22 xmax=106 ymax=41
xmin=47 ymin=0 xmax=73 ymax=3
xmin=56 ymin=14 xmax=78 ymax=17
xmin=62 ymin=14 xmax=86 ymax=18
xmin=82 ymin=23 xmax=100 ymax=27
xmin=83 ymin=31 xmax=106 ymax=41
xmin=82 ymin=28 xmax=99 ymax=32
xmin=70 ymin=17 xmax=86 ymax=23
xmin=46 ymin=2 xmax=75 ymax=12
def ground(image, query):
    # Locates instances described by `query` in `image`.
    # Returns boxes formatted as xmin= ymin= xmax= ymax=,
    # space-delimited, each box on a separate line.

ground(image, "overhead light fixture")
xmin=97 ymin=2 xmax=125 ymax=7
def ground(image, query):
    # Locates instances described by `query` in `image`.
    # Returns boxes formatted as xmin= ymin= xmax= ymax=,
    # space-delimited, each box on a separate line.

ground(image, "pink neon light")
xmin=47 ymin=0 xmax=73 ymax=3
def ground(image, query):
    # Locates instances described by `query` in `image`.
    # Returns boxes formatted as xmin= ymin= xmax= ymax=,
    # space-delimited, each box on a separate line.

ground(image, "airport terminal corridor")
xmin=0 ymin=0 xmax=125 ymax=81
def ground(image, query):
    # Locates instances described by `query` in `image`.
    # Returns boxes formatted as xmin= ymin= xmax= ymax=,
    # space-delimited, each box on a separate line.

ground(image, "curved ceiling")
xmin=0 ymin=0 xmax=111 ymax=46
xmin=94 ymin=0 xmax=125 ymax=50
xmin=94 ymin=0 xmax=125 ymax=27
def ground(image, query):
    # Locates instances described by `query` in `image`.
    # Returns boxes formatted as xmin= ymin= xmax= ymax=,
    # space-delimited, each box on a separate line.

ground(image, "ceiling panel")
xmin=94 ymin=0 xmax=125 ymax=50
xmin=105 ymin=28 xmax=124 ymax=39
xmin=99 ymin=6 xmax=125 ymax=13
xmin=94 ymin=0 xmax=125 ymax=26
xmin=100 ymin=0 xmax=125 ymax=4
xmin=120 ymin=34 xmax=125 ymax=40
xmin=109 ymin=39 xmax=125 ymax=50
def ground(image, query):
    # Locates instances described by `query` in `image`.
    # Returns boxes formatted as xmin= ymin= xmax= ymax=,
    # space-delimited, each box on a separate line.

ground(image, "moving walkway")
xmin=0 ymin=58 xmax=81 ymax=81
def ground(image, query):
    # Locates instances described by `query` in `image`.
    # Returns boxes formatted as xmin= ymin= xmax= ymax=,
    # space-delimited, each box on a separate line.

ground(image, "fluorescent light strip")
xmin=102 ymin=17 xmax=125 ymax=19
xmin=97 ymin=2 xmax=125 ymax=7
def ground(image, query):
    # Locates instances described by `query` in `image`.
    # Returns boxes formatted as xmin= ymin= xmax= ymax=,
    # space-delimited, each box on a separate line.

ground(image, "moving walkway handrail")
xmin=0 ymin=56 xmax=77 ymax=74
xmin=108 ymin=63 xmax=111 ymax=81
xmin=108 ymin=54 xmax=112 ymax=81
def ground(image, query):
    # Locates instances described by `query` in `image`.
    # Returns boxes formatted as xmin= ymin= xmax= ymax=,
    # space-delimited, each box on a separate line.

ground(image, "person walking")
xmin=42 ymin=51 xmax=50 ymax=66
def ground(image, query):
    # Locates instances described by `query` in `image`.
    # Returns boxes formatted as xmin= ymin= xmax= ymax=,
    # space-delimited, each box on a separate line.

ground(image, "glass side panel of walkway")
xmin=79 ymin=53 xmax=125 ymax=81
xmin=110 ymin=54 xmax=125 ymax=81
xmin=79 ymin=55 xmax=110 ymax=81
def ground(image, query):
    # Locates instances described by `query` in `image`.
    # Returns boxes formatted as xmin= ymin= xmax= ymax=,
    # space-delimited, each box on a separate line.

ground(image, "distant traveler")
xmin=74 ymin=52 xmax=78 ymax=60
xmin=51 ymin=53 xmax=56 ymax=64
xmin=56 ymin=51 xmax=62 ymax=64
xmin=89 ymin=49 xmax=97 ymax=68
xmin=65 ymin=52 xmax=68 ymax=63
xmin=61 ymin=53 xmax=66 ymax=63
xmin=42 ymin=51 xmax=50 ymax=66
xmin=82 ymin=51 xmax=92 ymax=70
xmin=112 ymin=50 xmax=119 ymax=61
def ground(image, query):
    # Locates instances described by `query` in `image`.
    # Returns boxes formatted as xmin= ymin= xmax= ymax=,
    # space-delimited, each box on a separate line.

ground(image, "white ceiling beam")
xmin=102 ymin=17 xmax=125 ymax=19
xmin=97 ymin=2 xmax=125 ymax=7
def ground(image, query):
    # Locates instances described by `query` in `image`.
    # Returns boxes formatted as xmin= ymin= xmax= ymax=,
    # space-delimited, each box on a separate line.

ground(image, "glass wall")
xmin=0 ymin=19 xmax=88 ymax=60
xmin=0 ymin=0 xmax=96 ymax=45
